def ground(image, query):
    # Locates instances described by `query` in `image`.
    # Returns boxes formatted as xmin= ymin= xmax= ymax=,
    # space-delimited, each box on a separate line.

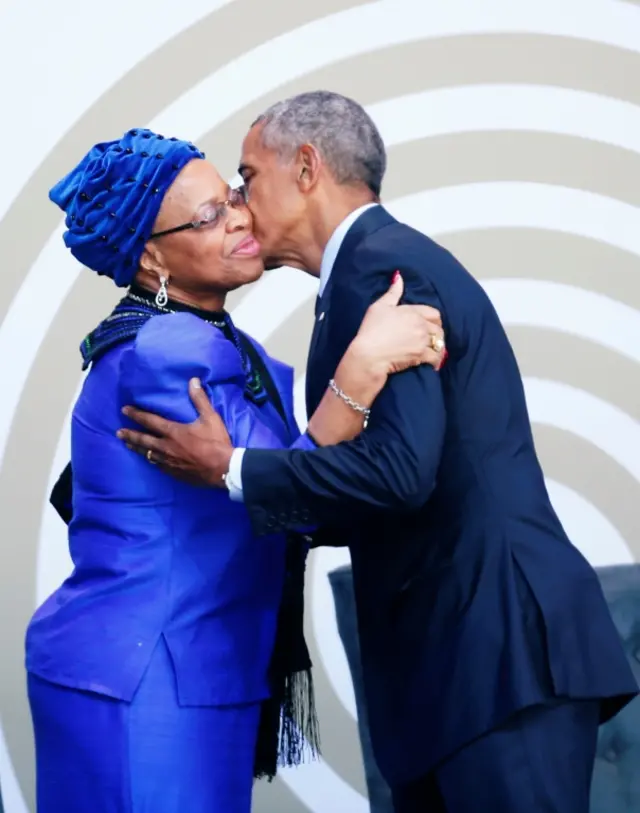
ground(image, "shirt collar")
xmin=318 ymin=203 xmax=378 ymax=297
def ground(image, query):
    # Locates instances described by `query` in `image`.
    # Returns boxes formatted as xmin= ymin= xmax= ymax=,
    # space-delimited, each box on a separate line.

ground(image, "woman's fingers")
xmin=398 ymin=303 xmax=442 ymax=327
xmin=374 ymin=271 xmax=405 ymax=307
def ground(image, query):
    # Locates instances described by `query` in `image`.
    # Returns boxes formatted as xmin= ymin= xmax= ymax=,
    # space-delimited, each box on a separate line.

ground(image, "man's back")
xmin=299 ymin=207 xmax=638 ymax=784
xmin=241 ymin=205 xmax=637 ymax=789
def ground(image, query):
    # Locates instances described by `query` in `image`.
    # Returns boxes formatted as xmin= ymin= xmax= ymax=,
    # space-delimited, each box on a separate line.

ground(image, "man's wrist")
xmin=224 ymin=448 xmax=246 ymax=502
xmin=212 ymin=447 xmax=234 ymax=487
xmin=335 ymin=340 xmax=387 ymax=405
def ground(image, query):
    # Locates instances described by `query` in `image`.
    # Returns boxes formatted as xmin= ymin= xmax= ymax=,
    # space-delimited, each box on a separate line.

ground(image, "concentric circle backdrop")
xmin=1 ymin=1 xmax=639 ymax=811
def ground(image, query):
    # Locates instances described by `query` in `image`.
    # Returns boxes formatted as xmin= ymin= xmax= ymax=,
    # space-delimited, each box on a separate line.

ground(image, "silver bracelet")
xmin=328 ymin=379 xmax=371 ymax=426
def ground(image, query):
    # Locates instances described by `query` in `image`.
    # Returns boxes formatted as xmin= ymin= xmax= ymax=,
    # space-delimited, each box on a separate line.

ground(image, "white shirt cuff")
xmin=226 ymin=448 xmax=245 ymax=502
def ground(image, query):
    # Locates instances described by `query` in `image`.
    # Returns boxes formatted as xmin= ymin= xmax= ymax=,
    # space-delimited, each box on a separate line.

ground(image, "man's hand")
xmin=116 ymin=379 xmax=233 ymax=487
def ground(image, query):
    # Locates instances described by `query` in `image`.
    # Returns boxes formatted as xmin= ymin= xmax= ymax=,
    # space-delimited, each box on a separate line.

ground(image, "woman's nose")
xmin=226 ymin=202 xmax=252 ymax=232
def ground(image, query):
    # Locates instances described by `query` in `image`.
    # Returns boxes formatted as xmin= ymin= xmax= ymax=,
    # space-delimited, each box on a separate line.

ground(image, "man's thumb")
xmin=382 ymin=270 xmax=404 ymax=305
xmin=189 ymin=378 xmax=215 ymax=420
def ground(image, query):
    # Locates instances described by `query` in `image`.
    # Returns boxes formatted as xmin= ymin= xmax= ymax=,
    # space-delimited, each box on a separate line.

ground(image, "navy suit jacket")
xmin=241 ymin=206 xmax=638 ymax=785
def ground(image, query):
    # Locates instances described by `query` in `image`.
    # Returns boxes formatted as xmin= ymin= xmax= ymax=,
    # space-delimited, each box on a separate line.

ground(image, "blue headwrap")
xmin=49 ymin=128 xmax=205 ymax=287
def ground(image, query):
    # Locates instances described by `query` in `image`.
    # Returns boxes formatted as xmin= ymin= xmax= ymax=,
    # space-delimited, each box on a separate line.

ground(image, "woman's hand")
xmin=306 ymin=273 xmax=447 ymax=447
xmin=346 ymin=272 xmax=446 ymax=379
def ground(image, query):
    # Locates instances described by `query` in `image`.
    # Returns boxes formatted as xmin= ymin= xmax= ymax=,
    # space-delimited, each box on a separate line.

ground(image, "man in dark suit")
xmin=119 ymin=91 xmax=638 ymax=812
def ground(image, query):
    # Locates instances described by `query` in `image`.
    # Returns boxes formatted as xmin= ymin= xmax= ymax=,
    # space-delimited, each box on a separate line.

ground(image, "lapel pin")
xmin=318 ymin=312 xmax=325 ymax=321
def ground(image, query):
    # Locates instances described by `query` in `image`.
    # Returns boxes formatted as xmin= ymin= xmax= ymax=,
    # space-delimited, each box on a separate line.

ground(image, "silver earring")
xmin=155 ymin=276 xmax=168 ymax=308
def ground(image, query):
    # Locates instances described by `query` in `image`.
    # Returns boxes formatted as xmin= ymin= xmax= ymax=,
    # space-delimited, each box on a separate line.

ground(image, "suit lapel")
xmin=305 ymin=206 xmax=395 ymax=416
xmin=305 ymin=283 xmax=333 ymax=412
xmin=306 ymin=295 xmax=326 ymax=370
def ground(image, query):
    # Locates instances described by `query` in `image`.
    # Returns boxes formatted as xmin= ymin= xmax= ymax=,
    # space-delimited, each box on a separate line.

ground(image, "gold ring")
xmin=430 ymin=334 xmax=445 ymax=354
xmin=146 ymin=449 xmax=156 ymax=465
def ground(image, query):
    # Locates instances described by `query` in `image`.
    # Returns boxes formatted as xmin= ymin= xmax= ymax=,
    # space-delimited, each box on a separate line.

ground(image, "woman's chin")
xmin=227 ymin=260 xmax=265 ymax=290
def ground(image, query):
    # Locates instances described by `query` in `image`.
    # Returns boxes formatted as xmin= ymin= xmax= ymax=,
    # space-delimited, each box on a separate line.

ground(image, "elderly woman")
xmin=24 ymin=129 xmax=445 ymax=813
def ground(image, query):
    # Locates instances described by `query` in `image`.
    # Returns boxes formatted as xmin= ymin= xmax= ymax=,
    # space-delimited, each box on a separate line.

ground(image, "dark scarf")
xmin=51 ymin=286 xmax=320 ymax=781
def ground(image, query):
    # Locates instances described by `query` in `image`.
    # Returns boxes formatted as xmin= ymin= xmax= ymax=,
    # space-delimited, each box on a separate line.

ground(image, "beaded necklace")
xmin=80 ymin=285 xmax=267 ymax=405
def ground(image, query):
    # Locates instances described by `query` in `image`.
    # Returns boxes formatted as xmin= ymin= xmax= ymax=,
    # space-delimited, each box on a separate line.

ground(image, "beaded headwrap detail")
xmin=49 ymin=129 xmax=204 ymax=287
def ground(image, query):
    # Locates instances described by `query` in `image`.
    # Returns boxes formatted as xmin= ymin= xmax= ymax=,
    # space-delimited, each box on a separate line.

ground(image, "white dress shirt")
xmin=226 ymin=203 xmax=379 ymax=501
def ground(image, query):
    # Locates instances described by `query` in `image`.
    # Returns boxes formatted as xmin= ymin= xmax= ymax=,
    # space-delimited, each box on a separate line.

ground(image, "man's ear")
xmin=296 ymin=144 xmax=322 ymax=191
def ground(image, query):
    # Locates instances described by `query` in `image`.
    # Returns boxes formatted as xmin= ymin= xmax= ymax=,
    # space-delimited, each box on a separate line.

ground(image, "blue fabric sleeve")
xmin=119 ymin=312 xmax=245 ymax=426
xmin=119 ymin=312 xmax=312 ymax=455
xmin=290 ymin=432 xmax=318 ymax=451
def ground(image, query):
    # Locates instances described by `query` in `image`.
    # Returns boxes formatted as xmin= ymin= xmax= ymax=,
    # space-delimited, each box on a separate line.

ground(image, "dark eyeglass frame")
xmin=149 ymin=185 xmax=248 ymax=239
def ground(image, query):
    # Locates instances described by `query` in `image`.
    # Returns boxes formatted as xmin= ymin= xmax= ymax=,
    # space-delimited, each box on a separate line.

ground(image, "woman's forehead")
xmin=160 ymin=159 xmax=227 ymax=220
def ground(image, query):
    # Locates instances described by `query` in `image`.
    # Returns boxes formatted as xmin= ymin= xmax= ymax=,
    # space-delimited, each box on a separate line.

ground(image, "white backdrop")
xmin=1 ymin=1 xmax=639 ymax=811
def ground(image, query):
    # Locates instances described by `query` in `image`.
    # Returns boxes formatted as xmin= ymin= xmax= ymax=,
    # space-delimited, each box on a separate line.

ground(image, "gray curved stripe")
xmin=201 ymin=34 xmax=640 ymax=173
xmin=0 ymin=0 xmax=372 ymax=326
xmin=533 ymin=425 xmax=640 ymax=561
xmin=383 ymin=131 xmax=640 ymax=207
xmin=441 ymin=229 xmax=640 ymax=311
xmin=507 ymin=327 xmax=640 ymax=421
xmin=253 ymin=769 xmax=319 ymax=810
xmin=3 ymin=30 xmax=639 ymax=333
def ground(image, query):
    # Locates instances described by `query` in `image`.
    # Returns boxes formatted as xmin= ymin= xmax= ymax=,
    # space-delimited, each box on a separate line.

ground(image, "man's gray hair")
xmin=253 ymin=91 xmax=387 ymax=197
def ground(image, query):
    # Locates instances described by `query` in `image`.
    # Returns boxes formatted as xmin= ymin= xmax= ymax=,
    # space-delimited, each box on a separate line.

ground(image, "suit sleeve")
xmin=241 ymin=270 xmax=447 ymax=535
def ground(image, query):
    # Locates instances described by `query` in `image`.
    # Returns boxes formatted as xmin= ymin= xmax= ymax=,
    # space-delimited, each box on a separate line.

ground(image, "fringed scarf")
xmin=52 ymin=286 xmax=320 ymax=781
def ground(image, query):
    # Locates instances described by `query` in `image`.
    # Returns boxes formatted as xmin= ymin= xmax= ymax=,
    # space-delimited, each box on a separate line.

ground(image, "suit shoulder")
xmin=355 ymin=220 xmax=495 ymax=323
xmin=347 ymin=223 xmax=465 ymax=305
xmin=356 ymin=220 xmax=468 ymax=278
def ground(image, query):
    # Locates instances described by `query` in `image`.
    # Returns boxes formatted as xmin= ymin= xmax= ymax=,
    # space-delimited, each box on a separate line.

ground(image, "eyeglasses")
xmin=149 ymin=185 xmax=248 ymax=239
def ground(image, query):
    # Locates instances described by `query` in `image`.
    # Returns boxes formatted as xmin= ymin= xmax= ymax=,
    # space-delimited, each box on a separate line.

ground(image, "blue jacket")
xmin=26 ymin=312 xmax=314 ymax=706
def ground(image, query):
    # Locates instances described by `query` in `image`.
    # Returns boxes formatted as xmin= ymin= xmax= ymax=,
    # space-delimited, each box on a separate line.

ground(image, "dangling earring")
xmin=155 ymin=276 xmax=168 ymax=308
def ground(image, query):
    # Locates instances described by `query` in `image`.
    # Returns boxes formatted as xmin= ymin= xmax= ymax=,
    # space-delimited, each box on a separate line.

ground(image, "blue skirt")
xmin=28 ymin=637 xmax=261 ymax=813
